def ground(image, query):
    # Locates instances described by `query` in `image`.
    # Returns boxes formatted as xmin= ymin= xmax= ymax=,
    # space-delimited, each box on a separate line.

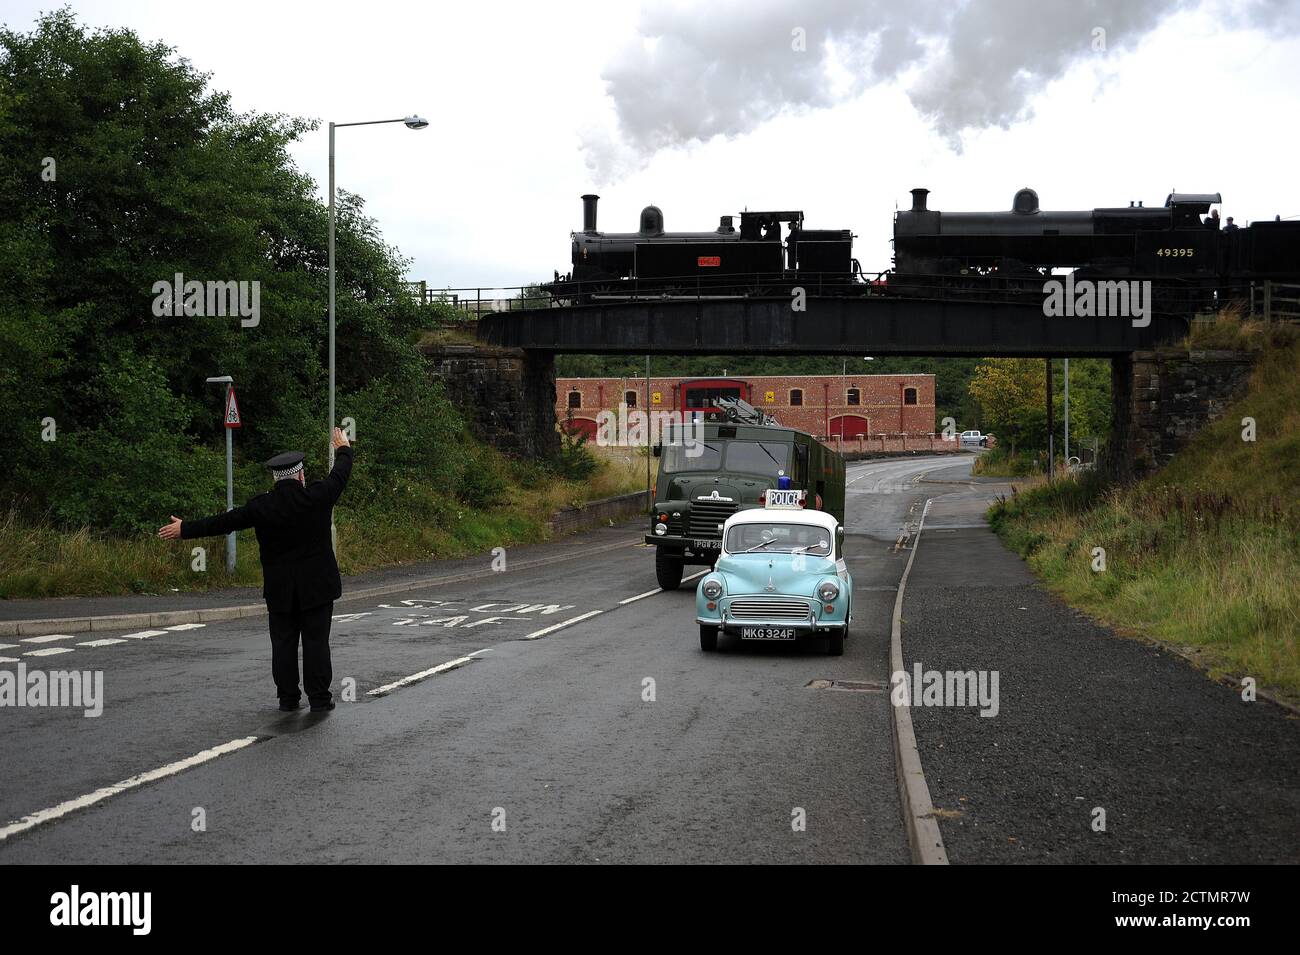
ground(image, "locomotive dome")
xmin=639 ymin=204 xmax=664 ymax=235
xmin=1012 ymin=187 xmax=1040 ymax=214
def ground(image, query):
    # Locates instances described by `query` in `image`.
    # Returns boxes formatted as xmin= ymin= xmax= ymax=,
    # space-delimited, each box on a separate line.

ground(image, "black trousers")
xmin=267 ymin=599 xmax=334 ymax=706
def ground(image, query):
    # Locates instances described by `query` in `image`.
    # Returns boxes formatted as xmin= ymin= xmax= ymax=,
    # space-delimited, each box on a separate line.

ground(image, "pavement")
xmin=1 ymin=453 xmax=1295 ymax=864
xmin=904 ymin=487 xmax=1300 ymax=864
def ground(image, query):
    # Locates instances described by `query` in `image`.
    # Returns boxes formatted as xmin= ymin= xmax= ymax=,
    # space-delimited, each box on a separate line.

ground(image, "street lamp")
xmin=327 ymin=114 xmax=427 ymax=548
xmin=205 ymin=375 xmax=237 ymax=574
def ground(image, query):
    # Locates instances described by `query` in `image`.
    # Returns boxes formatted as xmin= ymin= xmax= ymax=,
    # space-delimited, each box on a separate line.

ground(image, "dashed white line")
xmin=77 ymin=638 xmax=128 ymax=648
xmin=367 ymin=648 xmax=493 ymax=696
xmin=619 ymin=587 xmax=662 ymax=605
xmin=120 ymin=630 xmax=166 ymax=640
xmin=0 ymin=657 xmax=18 ymax=664
xmin=164 ymin=623 xmax=206 ymax=631
xmin=522 ymin=610 xmax=603 ymax=640
xmin=19 ymin=634 xmax=75 ymax=644
xmin=0 ymin=736 xmax=261 ymax=843
xmin=23 ymin=647 xmax=74 ymax=657
xmin=618 ymin=569 xmax=710 ymax=604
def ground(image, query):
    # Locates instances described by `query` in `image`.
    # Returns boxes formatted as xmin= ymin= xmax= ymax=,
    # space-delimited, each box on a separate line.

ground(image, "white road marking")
xmin=331 ymin=612 xmax=372 ymax=622
xmin=164 ymin=623 xmax=205 ymax=631
xmin=367 ymin=649 xmax=493 ymax=696
xmin=0 ymin=657 xmax=19 ymax=664
xmin=0 ymin=643 xmax=18 ymax=650
xmin=121 ymin=630 xmax=167 ymax=639
xmin=19 ymin=634 xmax=75 ymax=644
xmin=0 ymin=736 xmax=261 ymax=843
xmin=77 ymin=638 xmax=128 ymax=647
xmin=23 ymin=647 xmax=74 ymax=657
xmin=522 ymin=610 xmax=603 ymax=640
xmin=619 ymin=569 xmax=708 ymax=605
xmin=619 ymin=587 xmax=662 ymax=604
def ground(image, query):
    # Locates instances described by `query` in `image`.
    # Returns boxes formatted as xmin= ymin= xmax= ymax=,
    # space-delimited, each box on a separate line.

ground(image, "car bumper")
xmin=645 ymin=533 xmax=722 ymax=558
xmin=695 ymin=614 xmax=847 ymax=634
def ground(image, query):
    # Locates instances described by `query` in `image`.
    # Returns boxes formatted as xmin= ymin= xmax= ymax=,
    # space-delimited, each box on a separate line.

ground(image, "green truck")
xmin=647 ymin=400 xmax=846 ymax=589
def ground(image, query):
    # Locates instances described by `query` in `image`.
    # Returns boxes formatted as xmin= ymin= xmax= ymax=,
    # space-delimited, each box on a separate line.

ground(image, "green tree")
xmin=0 ymin=9 xmax=461 ymax=532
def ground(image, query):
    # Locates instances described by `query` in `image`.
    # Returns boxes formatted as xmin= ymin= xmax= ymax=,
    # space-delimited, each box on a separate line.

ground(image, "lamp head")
xmin=403 ymin=115 xmax=429 ymax=130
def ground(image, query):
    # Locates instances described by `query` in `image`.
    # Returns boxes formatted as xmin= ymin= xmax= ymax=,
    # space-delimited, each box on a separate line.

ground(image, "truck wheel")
xmin=827 ymin=630 xmax=845 ymax=656
xmin=655 ymin=550 xmax=684 ymax=590
xmin=699 ymin=625 xmax=718 ymax=652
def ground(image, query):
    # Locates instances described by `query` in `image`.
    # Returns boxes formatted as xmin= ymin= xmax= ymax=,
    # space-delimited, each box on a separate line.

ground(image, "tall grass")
xmin=989 ymin=336 xmax=1300 ymax=701
xmin=0 ymin=450 xmax=645 ymax=600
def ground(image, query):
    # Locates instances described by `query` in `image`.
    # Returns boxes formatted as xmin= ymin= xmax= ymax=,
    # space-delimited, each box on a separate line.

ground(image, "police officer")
xmin=158 ymin=428 xmax=354 ymax=712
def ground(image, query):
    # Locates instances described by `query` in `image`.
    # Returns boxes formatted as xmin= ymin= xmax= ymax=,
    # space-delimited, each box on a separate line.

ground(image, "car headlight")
xmin=817 ymin=580 xmax=840 ymax=602
xmin=654 ymin=523 xmax=667 ymax=535
xmin=702 ymin=579 xmax=723 ymax=599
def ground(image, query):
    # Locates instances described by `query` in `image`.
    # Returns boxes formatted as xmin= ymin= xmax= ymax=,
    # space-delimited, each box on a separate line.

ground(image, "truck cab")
xmin=647 ymin=399 xmax=845 ymax=589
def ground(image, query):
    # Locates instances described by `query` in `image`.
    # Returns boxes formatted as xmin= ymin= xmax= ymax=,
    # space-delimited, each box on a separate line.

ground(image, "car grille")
xmin=727 ymin=597 xmax=813 ymax=620
xmin=689 ymin=499 xmax=735 ymax=538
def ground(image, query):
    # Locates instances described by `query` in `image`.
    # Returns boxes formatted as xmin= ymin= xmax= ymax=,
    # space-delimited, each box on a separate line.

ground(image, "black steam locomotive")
xmin=546 ymin=194 xmax=858 ymax=301
xmin=547 ymin=189 xmax=1298 ymax=313
xmin=891 ymin=187 xmax=1300 ymax=309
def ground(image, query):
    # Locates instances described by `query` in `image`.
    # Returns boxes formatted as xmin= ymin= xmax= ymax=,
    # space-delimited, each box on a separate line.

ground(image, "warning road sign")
xmin=224 ymin=387 xmax=241 ymax=429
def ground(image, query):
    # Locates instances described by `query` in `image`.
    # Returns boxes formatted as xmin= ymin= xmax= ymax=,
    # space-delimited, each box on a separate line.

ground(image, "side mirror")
xmin=795 ymin=444 xmax=809 ymax=463
xmin=652 ymin=444 xmax=661 ymax=457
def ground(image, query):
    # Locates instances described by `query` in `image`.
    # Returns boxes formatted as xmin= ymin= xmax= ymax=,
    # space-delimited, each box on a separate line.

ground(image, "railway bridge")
xmin=416 ymin=286 xmax=1251 ymax=480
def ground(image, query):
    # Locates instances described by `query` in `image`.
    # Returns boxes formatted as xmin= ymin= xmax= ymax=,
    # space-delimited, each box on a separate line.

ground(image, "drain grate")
xmin=806 ymin=679 xmax=887 ymax=693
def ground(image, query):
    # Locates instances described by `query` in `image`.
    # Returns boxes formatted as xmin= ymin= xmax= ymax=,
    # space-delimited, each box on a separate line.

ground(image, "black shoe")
xmin=310 ymin=701 xmax=335 ymax=713
xmin=279 ymin=700 xmax=302 ymax=711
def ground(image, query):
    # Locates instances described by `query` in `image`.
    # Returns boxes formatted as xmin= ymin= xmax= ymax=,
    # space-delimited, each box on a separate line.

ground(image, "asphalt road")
xmin=0 ymin=455 xmax=970 ymax=864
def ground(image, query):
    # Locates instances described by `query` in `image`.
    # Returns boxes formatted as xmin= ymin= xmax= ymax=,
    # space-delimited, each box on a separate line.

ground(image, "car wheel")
xmin=699 ymin=624 xmax=719 ymax=652
xmin=655 ymin=549 xmax=684 ymax=590
xmin=827 ymin=630 xmax=845 ymax=656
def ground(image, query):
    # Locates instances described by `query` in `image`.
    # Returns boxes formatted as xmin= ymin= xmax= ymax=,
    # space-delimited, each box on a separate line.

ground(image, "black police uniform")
xmin=181 ymin=447 xmax=354 ymax=709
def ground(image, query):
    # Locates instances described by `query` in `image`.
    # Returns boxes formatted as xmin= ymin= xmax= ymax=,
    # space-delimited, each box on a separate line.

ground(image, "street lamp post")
xmin=205 ymin=375 xmax=236 ymax=574
xmin=327 ymin=114 xmax=427 ymax=549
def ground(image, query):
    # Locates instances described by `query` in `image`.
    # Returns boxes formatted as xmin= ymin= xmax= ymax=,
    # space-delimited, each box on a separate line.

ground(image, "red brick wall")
xmin=555 ymin=373 xmax=937 ymax=439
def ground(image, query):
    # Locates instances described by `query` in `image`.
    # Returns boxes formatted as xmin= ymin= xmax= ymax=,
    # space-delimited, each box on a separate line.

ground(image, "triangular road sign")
xmin=224 ymin=387 xmax=242 ymax=429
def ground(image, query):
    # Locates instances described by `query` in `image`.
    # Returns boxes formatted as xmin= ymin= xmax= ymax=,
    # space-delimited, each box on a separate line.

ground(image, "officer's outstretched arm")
xmin=180 ymin=505 xmax=257 ymax=539
xmin=309 ymin=432 xmax=354 ymax=506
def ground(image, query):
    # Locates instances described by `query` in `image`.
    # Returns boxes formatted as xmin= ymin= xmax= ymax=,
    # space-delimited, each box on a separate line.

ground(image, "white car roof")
xmin=724 ymin=507 xmax=840 ymax=533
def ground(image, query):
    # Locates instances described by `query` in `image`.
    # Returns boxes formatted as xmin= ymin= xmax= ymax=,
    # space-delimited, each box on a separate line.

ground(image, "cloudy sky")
xmin=7 ymin=0 xmax=1300 ymax=290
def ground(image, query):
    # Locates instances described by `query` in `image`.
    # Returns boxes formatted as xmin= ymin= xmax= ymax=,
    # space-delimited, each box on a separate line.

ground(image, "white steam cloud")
xmin=583 ymin=0 xmax=1299 ymax=181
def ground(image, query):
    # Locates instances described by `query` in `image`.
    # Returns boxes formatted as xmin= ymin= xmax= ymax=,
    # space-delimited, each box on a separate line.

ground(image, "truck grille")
xmin=689 ymin=500 xmax=735 ymax=539
xmin=728 ymin=597 xmax=813 ymax=620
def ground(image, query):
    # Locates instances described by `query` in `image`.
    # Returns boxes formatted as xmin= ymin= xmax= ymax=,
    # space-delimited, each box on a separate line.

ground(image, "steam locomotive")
xmin=545 ymin=194 xmax=858 ymax=301
xmin=891 ymin=187 xmax=1300 ymax=308
xmin=547 ymin=190 xmax=1299 ymax=312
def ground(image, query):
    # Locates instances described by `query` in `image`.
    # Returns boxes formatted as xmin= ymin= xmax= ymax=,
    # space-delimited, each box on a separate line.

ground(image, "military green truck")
xmin=647 ymin=399 xmax=846 ymax=589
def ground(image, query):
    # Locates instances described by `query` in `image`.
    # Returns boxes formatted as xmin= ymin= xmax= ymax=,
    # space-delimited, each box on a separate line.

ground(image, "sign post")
xmin=220 ymin=382 xmax=241 ymax=574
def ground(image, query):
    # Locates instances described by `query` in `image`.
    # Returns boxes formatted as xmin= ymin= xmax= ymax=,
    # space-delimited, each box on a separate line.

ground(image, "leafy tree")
xmin=0 ymin=10 xmax=466 ymax=533
xmin=968 ymin=359 xmax=1047 ymax=454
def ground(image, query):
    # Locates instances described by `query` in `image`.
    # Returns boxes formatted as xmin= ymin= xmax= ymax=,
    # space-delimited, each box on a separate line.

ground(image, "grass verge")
xmin=988 ymin=335 xmax=1300 ymax=703
xmin=0 ymin=444 xmax=645 ymax=600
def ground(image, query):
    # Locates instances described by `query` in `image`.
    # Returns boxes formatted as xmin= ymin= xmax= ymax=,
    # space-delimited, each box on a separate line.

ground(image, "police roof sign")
xmin=224 ymin=386 xmax=241 ymax=429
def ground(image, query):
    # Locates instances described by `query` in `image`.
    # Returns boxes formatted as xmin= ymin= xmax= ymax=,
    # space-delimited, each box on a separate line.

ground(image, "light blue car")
xmin=695 ymin=502 xmax=852 ymax=655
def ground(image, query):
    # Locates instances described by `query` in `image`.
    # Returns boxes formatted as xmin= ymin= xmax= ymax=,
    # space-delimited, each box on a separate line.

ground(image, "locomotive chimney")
xmin=581 ymin=194 xmax=600 ymax=233
xmin=910 ymin=188 xmax=930 ymax=212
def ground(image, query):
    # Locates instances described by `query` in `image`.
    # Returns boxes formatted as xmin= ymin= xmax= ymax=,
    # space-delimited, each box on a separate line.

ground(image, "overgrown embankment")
xmin=989 ymin=329 xmax=1300 ymax=701
xmin=0 ymin=444 xmax=642 ymax=599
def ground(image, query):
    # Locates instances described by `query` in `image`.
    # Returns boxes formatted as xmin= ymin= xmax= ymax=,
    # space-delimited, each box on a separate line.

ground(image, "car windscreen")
xmin=725 ymin=522 xmax=832 ymax=556
xmin=661 ymin=441 xmax=723 ymax=473
xmin=724 ymin=440 xmax=791 ymax=477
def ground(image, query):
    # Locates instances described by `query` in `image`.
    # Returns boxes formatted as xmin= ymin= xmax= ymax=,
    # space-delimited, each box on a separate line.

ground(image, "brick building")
xmin=556 ymin=373 xmax=938 ymax=441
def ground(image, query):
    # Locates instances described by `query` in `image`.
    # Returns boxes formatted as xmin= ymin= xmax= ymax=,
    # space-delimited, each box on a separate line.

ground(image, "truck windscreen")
xmin=661 ymin=440 xmax=790 ymax=477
